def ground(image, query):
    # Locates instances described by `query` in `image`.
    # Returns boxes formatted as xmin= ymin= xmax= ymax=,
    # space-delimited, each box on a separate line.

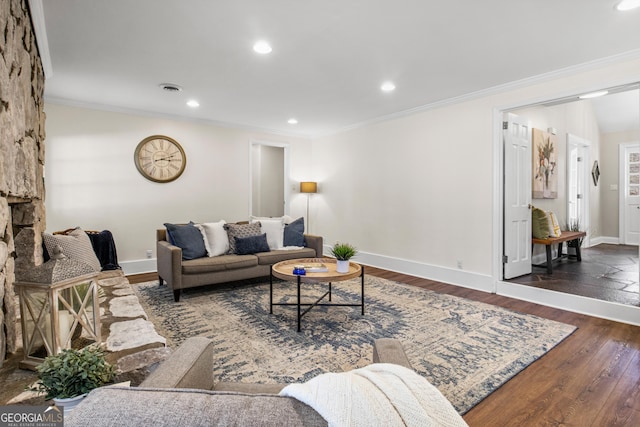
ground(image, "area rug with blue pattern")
xmin=132 ymin=275 xmax=576 ymax=414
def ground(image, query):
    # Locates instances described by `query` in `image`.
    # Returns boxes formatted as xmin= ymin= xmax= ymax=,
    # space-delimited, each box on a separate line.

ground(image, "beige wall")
xmin=44 ymin=55 xmax=640 ymax=283
xmin=313 ymin=57 xmax=640 ymax=278
xmin=601 ymin=130 xmax=640 ymax=238
xmin=44 ymin=104 xmax=312 ymax=272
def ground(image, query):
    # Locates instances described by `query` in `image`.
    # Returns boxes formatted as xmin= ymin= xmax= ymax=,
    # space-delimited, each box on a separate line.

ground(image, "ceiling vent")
xmin=159 ymin=83 xmax=183 ymax=92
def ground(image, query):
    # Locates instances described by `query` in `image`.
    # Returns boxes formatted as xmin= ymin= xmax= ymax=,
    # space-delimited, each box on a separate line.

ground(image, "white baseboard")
xmin=325 ymin=246 xmax=640 ymax=327
xmin=324 ymin=246 xmax=494 ymax=293
xmin=590 ymin=236 xmax=620 ymax=245
xmin=124 ymin=249 xmax=639 ymax=327
xmin=497 ymin=281 xmax=640 ymax=326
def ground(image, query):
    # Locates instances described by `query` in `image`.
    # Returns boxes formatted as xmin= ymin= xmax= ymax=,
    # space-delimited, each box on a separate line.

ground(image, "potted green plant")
xmin=330 ymin=242 xmax=357 ymax=273
xmin=30 ymin=345 xmax=116 ymax=413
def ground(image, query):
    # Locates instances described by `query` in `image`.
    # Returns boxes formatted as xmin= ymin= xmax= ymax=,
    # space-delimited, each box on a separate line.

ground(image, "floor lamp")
xmin=300 ymin=181 xmax=317 ymax=233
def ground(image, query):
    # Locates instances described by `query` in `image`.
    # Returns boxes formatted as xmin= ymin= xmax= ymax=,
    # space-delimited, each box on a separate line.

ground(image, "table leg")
xmin=297 ymin=274 xmax=301 ymax=332
xmin=361 ymin=265 xmax=365 ymax=315
xmin=545 ymin=245 xmax=553 ymax=274
xmin=575 ymin=241 xmax=582 ymax=261
xmin=328 ymin=282 xmax=332 ymax=301
xmin=269 ymin=265 xmax=273 ymax=314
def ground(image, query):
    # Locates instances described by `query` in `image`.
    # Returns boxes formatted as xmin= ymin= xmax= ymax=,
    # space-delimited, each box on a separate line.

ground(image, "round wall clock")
xmin=134 ymin=135 xmax=186 ymax=183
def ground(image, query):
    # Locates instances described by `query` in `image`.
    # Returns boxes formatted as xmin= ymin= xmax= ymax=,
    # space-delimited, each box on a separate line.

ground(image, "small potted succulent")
xmin=330 ymin=242 xmax=358 ymax=273
xmin=566 ymin=219 xmax=585 ymax=257
xmin=30 ymin=345 xmax=116 ymax=413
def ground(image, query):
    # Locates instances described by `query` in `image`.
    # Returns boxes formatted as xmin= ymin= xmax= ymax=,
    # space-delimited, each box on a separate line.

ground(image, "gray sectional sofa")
xmin=65 ymin=337 xmax=416 ymax=427
xmin=156 ymin=220 xmax=323 ymax=301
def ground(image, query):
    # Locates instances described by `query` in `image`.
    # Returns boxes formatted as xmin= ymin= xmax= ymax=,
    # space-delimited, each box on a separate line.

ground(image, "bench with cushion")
xmin=532 ymin=230 xmax=587 ymax=274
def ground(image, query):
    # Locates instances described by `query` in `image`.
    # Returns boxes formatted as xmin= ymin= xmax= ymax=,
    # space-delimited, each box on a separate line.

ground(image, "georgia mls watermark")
xmin=0 ymin=405 xmax=63 ymax=427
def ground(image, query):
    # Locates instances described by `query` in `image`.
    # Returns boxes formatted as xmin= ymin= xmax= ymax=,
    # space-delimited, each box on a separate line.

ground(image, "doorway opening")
xmin=249 ymin=140 xmax=290 ymax=218
xmin=499 ymin=84 xmax=640 ymax=308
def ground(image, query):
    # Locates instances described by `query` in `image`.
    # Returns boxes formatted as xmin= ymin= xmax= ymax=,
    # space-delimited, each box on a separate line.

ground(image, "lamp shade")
xmin=300 ymin=181 xmax=318 ymax=193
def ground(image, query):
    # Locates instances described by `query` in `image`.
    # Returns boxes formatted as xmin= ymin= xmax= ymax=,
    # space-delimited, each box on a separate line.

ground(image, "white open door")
xmin=503 ymin=113 xmax=532 ymax=279
xmin=619 ymin=143 xmax=640 ymax=245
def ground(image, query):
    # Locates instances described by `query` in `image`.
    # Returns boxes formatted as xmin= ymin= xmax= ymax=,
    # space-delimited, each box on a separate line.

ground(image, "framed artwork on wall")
xmin=532 ymin=128 xmax=558 ymax=199
xmin=592 ymin=160 xmax=600 ymax=186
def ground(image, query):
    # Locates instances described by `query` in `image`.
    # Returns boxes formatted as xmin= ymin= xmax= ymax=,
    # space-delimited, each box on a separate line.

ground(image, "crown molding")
xmin=43 ymin=96 xmax=314 ymax=140
xmin=319 ymin=48 xmax=640 ymax=138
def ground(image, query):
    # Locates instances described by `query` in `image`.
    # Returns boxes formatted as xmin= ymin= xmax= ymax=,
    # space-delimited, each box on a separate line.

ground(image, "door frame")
xmin=492 ymin=82 xmax=640 ymax=327
xmin=566 ymin=133 xmax=591 ymax=248
xmin=249 ymin=139 xmax=290 ymax=217
xmin=619 ymin=141 xmax=640 ymax=244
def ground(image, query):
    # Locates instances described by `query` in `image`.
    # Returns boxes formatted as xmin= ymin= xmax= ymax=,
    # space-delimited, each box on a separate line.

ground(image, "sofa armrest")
xmin=157 ymin=240 xmax=182 ymax=288
xmin=372 ymin=338 xmax=412 ymax=369
xmin=140 ymin=337 xmax=214 ymax=389
xmin=304 ymin=234 xmax=323 ymax=257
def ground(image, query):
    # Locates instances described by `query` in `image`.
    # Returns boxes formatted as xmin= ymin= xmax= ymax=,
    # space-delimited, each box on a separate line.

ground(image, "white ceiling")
xmin=37 ymin=0 xmax=640 ymax=137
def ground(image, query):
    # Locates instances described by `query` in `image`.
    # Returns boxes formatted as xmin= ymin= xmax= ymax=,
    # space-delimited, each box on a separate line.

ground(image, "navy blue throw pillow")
xmin=283 ymin=217 xmax=305 ymax=247
xmin=164 ymin=222 xmax=207 ymax=260
xmin=234 ymin=233 xmax=270 ymax=255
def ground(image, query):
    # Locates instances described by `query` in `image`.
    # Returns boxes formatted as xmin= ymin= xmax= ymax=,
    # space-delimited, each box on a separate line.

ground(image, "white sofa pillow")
xmin=250 ymin=217 xmax=284 ymax=249
xmin=196 ymin=220 xmax=228 ymax=257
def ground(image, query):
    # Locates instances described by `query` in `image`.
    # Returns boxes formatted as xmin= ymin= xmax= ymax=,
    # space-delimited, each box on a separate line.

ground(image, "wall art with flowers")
xmin=532 ymin=128 xmax=557 ymax=199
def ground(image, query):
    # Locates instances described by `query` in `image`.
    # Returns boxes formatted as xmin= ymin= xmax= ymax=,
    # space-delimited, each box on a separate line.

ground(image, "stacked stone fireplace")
xmin=1 ymin=0 xmax=46 ymax=367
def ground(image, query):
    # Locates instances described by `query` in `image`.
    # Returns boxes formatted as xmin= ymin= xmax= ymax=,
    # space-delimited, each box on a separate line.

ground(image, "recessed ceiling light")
xmin=288 ymin=118 xmax=298 ymax=125
xmin=186 ymin=100 xmax=200 ymax=108
xmin=579 ymin=90 xmax=609 ymax=99
xmin=253 ymin=40 xmax=272 ymax=54
xmin=381 ymin=81 xmax=396 ymax=92
xmin=615 ymin=0 xmax=640 ymax=11
xmin=159 ymin=83 xmax=183 ymax=92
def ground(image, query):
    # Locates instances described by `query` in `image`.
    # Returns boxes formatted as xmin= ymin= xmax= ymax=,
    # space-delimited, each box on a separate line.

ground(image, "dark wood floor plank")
xmin=591 ymin=349 xmax=640 ymax=426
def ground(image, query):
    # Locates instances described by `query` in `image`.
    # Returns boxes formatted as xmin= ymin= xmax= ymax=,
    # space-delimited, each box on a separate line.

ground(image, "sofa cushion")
xmin=224 ymin=222 xmax=262 ymax=254
xmin=196 ymin=220 xmax=229 ymax=257
xmin=283 ymin=217 xmax=305 ymax=247
xmin=65 ymin=387 xmax=327 ymax=427
xmin=182 ymin=254 xmax=258 ymax=275
xmin=235 ymin=233 xmax=271 ymax=255
xmin=164 ymin=223 xmax=208 ymax=260
xmin=43 ymin=227 xmax=102 ymax=272
xmin=256 ymin=248 xmax=317 ymax=265
xmin=251 ymin=218 xmax=285 ymax=249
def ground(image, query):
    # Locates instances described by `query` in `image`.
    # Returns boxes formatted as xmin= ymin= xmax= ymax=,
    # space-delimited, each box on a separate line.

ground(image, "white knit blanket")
xmin=279 ymin=363 xmax=468 ymax=427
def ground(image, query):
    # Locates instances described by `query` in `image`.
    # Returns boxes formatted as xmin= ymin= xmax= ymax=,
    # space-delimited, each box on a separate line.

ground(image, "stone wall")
xmin=0 ymin=0 xmax=46 ymax=367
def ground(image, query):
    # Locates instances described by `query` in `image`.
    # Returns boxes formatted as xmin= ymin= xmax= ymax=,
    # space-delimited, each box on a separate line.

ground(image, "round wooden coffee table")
xmin=270 ymin=258 xmax=364 ymax=331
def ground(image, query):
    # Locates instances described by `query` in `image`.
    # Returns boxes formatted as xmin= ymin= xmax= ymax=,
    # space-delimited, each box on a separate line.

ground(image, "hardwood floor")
xmin=129 ymin=268 xmax=640 ymax=426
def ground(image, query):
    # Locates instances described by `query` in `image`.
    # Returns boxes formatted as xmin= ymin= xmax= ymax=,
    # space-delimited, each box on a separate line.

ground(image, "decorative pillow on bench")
xmin=531 ymin=208 xmax=562 ymax=239
xmin=531 ymin=207 xmax=550 ymax=239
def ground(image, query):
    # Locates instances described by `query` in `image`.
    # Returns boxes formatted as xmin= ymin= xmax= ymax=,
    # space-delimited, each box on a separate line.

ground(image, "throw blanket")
xmin=279 ymin=363 xmax=468 ymax=427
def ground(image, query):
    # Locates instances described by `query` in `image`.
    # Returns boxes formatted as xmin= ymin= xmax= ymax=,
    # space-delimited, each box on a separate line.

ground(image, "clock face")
xmin=134 ymin=135 xmax=186 ymax=183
